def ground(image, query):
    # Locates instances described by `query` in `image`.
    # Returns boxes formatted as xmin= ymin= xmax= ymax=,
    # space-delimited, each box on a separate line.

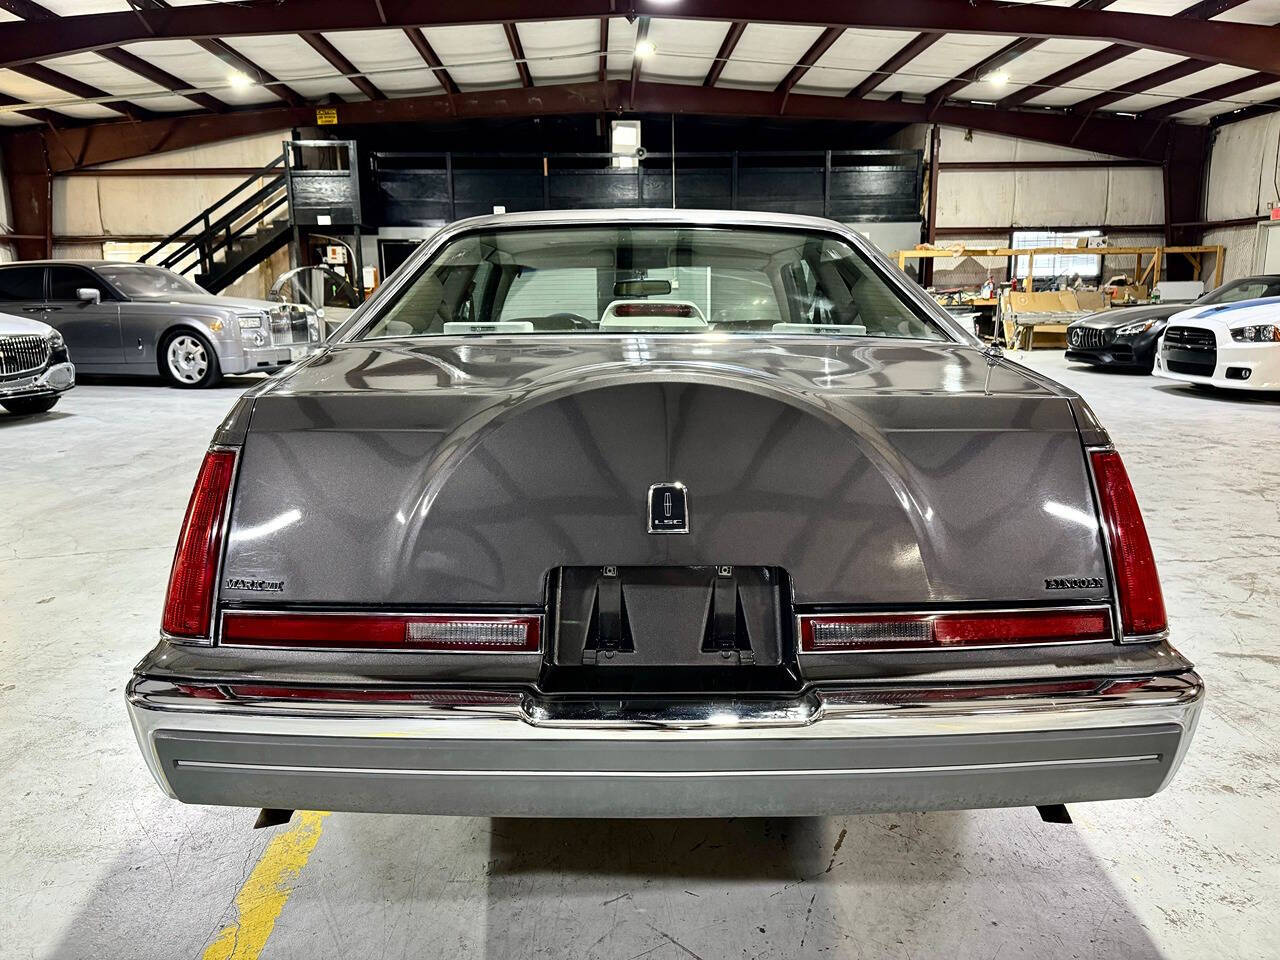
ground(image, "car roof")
xmin=438 ymin=207 xmax=852 ymax=233
xmin=0 ymin=259 xmax=146 ymax=269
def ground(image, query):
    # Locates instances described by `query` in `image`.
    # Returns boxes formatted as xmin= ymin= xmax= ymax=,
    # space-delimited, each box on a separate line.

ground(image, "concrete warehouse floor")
xmin=1 ymin=354 xmax=1277 ymax=960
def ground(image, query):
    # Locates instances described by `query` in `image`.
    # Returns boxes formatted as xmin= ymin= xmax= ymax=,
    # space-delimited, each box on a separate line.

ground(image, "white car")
xmin=1155 ymin=296 xmax=1280 ymax=391
xmin=0 ymin=310 xmax=75 ymax=415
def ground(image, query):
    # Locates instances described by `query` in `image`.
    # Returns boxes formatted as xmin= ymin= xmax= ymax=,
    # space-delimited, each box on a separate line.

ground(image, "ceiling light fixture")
xmin=983 ymin=71 xmax=1010 ymax=87
xmin=634 ymin=39 xmax=657 ymax=59
xmin=227 ymin=70 xmax=254 ymax=90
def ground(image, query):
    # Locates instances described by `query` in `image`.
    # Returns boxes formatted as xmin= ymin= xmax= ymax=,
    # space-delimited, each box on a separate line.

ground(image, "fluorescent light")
xmin=227 ymin=70 xmax=254 ymax=90
xmin=634 ymin=39 xmax=657 ymax=59
xmin=982 ymin=71 xmax=1010 ymax=87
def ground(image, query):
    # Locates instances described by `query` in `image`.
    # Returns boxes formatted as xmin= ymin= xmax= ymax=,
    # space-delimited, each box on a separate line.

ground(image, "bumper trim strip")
xmin=175 ymin=753 xmax=1161 ymax=778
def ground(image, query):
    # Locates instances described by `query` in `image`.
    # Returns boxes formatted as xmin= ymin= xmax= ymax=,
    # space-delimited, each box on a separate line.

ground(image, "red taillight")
xmin=220 ymin=612 xmax=542 ymax=652
xmin=161 ymin=449 xmax=237 ymax=640
xmin=1090 ymin=449 xmax=1167 ymax=637
xmin=613 ymin=302 xmax=695 ymax=318
xmin=798 ymin=608 xmax=1112 ymax=652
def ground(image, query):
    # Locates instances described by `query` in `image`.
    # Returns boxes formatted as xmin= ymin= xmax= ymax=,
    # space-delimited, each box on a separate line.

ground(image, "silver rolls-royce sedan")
xmin=0 ymin=260 xmax=321 ymax=388
xmin=126 ymin=209 xmax=1203 ymax=818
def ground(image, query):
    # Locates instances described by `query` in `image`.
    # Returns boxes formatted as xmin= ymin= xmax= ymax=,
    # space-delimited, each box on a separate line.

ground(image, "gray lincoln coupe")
xmin=126 ymin=209 xmax=1202 ymax=818
xmin=0 ymin=260 xmax=321 ymax=388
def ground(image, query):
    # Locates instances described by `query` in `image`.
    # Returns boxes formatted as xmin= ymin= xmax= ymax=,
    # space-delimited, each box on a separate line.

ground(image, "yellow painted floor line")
xmin=202 ymin=811 xmax=330 ymax=960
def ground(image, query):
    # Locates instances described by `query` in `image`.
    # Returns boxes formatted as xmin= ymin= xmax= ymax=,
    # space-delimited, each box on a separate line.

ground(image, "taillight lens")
xmin=798 ymin=608 xmax=1111 ymax=652
xmin=220 ymin=613 xmax=542 ymax=652
xmin=161 ymin=449 xmax=237 ymax=640
xmin=1090 ymin=449 xmax=1167 ymax=637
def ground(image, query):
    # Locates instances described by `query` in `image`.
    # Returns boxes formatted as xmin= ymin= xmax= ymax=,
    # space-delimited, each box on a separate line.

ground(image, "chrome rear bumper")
xmin=127 ymin=672 xmax=1202 ymax=817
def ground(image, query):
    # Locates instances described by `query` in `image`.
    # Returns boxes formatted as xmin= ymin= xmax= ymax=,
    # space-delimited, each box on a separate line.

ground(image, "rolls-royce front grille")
xmin=269 ymin=308 xmax=313 ymax=346
xmin=1163 ymin=325 xmax=1216 ymax=376
xmin=0 ymin=334 xmax=51 ymax=377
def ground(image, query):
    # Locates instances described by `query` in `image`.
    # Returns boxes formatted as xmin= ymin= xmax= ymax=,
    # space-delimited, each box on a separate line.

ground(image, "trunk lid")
xmin=219 ymin=336 xmax=1109 ymax=608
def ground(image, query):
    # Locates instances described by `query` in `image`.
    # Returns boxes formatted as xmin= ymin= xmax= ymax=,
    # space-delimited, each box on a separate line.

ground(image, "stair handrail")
xmin=157 ymin=176 xmax=286 ymax=273
xmin=195 ymin=195 xmax=290 ymax=288
xmin=139 ymin=153 xmax=286 ymax=266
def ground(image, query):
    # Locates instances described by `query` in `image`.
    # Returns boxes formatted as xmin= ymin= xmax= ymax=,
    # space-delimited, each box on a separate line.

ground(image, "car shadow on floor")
xmin=1148 ymin=382 xmax=1280 ymax=404
xmin=0 ymin=409 xmax=72 ymax=427
xmin=38 ymin=809 xmax=1167 ymax=959
xmin=471 ymin=812 xmax=1167 ymax=959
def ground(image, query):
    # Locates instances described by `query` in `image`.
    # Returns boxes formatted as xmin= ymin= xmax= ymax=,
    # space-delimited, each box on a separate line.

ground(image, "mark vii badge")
xmin=647 ymin=482 xmax=689 ymax=534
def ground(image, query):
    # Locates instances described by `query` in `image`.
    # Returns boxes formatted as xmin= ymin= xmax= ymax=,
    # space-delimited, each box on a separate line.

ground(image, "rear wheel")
xmin=160 ymin=330 xmax=221 ymax=388
xmin=0 ymin=395 xmax=59 ymax=415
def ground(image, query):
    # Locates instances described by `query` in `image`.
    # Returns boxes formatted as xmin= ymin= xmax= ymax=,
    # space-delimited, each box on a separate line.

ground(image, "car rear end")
xmin=126 ymin=212 xmax=1202 ymax=818
xmin=127 ymin=379 xmax=1201 ymax=818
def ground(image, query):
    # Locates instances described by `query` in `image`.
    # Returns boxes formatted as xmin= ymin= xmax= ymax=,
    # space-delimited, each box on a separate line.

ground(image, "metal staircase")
xmin=139 ymin=154 xmax=291 ymax=293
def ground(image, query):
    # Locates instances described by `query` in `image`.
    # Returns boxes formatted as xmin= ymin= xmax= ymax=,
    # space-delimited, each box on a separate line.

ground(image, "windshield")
xmin=1200 ymin=277 xmax=1280 ymax=305
xmin=359 ymin=225 xmax=946 ymax=341
xmin=98 ymin=265 xmax=205 ymax=298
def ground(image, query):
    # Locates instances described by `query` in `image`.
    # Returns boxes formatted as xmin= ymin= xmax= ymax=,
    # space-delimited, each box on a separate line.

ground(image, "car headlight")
xmin=1115 ymin=320 xmax=1155 ymax=337
xmin=236 ymin=312 xmax=264 ymax=330
xmin=47 ymin=329 xmax=70 ymax=364
xmin=1231 ymin=324 xmax=1280 ymax=342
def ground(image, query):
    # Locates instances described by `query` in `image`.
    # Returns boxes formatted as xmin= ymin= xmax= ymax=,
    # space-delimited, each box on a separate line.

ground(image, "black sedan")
xmin=1066 ymin=274 xmax=1280 ymax=372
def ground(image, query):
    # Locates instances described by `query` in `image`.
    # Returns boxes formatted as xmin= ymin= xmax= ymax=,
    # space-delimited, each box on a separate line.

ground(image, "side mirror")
xmin=76 ymin=287 xmax=101 ymax=305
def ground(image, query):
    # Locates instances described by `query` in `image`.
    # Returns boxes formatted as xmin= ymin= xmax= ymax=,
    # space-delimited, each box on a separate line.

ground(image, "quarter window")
xmin=0 ymin=266 xmax=44 ymax=302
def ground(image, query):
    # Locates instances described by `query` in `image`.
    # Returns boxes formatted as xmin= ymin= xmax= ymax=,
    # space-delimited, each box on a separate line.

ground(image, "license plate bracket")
xmin=552 ymin=566 xmax=784 ymax=667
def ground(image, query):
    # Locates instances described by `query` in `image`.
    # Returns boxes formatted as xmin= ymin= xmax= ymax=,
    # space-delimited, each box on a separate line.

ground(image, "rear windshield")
xmin=359 ymin=225 xmax=946 ymax=341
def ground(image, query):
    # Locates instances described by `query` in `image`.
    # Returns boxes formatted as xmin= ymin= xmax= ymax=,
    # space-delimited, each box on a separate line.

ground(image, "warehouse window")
xmin=1012 ymin=230 xmax=1102 ymax=280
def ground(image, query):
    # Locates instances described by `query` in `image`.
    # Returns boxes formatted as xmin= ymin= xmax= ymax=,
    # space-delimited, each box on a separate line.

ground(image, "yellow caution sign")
xmin=315 ymin=106 xmax=338 ymax=125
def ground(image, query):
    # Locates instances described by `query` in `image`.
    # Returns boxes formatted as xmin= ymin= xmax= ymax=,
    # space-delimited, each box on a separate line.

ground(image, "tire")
xmin=160 ymin=329 xmax=221 ymax=388
xmin=1 ymin=395 xmax=59 ymax=415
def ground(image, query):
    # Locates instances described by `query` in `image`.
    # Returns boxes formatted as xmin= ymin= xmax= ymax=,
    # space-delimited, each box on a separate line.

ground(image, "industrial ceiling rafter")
xmin=301 ymin=32 xmax=386 ymax=101
xmin=503 ymin=23 xmax=533 ymax=88
xmin=1 ymin=0 xmax=229 ymax=114
xmin=598 ymin=17 xmax=609 ymax=83
xmin=776 ymin=27 xmax=844 ymax=98
xmin=630 ymin=17 xmax=651 ymax=100
xmin=9 ymin=61 xmax=153 ymax=121
xmin=403 ymin=28 xmax=459 ymax=95
xmin=848 ymin=33 xmax=942 ymax=100
xmin=5 ymin=78 xmax=1208 ymax=175
xmin=1141 ymin=71 xmax=1280 ymax=121
xmin=2 ymin=1 xmax=1280 ymax=76
xmin=925 ymin=0 xmax=1115 ymax=108
xmin=996 ymin=0 xmax=1254 ymax=111
xmin=126 ymin=0 xmax=307 ymax=107
xmin=703 ymin=21 xmax=746 ymax=87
